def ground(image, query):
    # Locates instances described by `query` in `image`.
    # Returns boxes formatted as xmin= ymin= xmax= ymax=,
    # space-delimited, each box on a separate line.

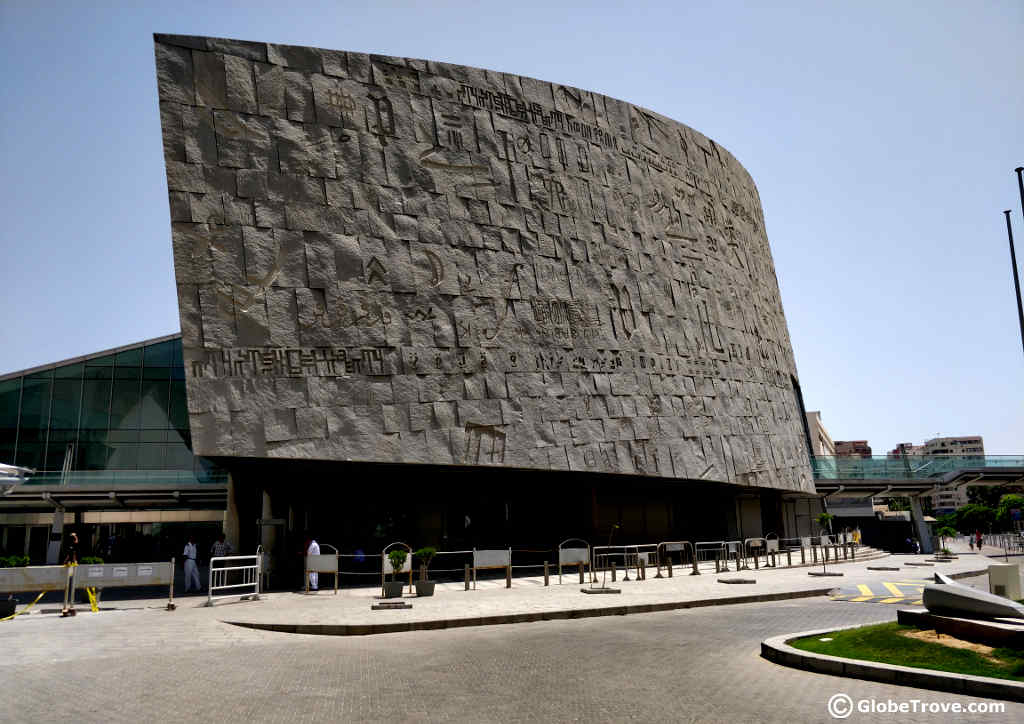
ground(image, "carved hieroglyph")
xmin=154 ymin=34 xmax=813 ymax=492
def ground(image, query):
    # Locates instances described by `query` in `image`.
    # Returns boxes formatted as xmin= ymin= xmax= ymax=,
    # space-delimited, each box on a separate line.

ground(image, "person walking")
xmin=975 ymin=530 xmax=983 ymax=550
xmin=183 ymin=535 xmax=201 ymax=593
xmin=304 ymin=533 xmax=320 ymax=592
xmin=211 ymin=533 xmax=233 ymax=559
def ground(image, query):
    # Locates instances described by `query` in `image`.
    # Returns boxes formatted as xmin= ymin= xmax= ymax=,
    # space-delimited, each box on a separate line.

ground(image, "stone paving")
xmin=3 ymin=544 xmax=1020 ymax=722
xmin=2 ymin=575 xmax=1021 ymax=723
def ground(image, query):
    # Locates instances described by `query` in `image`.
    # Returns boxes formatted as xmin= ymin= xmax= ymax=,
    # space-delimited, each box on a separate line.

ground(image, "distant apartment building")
xmin=805 ymin=411 xmax=835 ymax=457
xmin=922 ymin=436 xmax=985 ymax=456
xmin=887 ymin=442 xmax=924 ymax=457
xmin=835 ymin=440 xmax=872 ymax=457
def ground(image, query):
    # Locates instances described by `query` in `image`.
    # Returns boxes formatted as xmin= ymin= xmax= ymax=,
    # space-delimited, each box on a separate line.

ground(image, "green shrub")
xmin=414 ymin=546 xmax=437 ymax=579
xmin=387 ymin=549 xmax=408 ymax=582
xmin=80 ymin=557 xmax=104 ymax=565
xmin=0 ymin=555 xmax=30 ymax=568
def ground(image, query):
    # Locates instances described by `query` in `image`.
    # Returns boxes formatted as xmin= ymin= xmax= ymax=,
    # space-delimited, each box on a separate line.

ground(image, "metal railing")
xmin=206 ymin=548 xmax=262 ymax=606
xmin=811 ymin=454 xmax=1024 ymax=480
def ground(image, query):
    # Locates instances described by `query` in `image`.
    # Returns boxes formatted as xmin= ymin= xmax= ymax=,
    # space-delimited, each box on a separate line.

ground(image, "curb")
xmin=224 ymin=587 xmax=834 ymax=637
xmin=761 ymin=624 xmax=1024 ymax=703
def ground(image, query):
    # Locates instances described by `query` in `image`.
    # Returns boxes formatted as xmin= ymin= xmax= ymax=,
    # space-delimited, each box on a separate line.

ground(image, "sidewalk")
xmin=9 ymin=544 xmax=1013 ymax=637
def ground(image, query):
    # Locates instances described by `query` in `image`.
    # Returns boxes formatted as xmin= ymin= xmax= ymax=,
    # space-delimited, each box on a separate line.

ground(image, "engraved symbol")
xmin=464 ymin=423 xmax=506 ymax=464
xmin=365 ymin=256 xmax=388 ymax=285
xmin=368 ymin=89 xmax=395 ymax=147
xmin=407 ymin=306 xmax=436 ymax=321
xmin=424 ymin=248 xmax=444 ymax=288
xmin=557 ymin=85 xmax=582 ymax=110
xmin=440 ymin=113 xmax=464 ymax=150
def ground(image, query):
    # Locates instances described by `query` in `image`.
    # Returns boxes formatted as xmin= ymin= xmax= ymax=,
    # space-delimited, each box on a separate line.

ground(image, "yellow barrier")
xmin=1 ymin=591 xmax=46 ymax=622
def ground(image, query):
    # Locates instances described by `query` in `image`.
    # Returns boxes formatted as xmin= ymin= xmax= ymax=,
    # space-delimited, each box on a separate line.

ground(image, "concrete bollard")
xmin=639 ymin=560 xmax=646 ymax=580
xmin=754 ymin=552 xmax=759 ymax=570
xmin=800 ymin=546 xmax=806 ymax=564
xmin=544 ymin=561 xmax=549 ymax=586
xmin=812 ymin=546 xmax=817 ymax=563
xmin=668 ymin=559 xmax=673 ymax=578
xmin=578 ymin=562 xmax=584 ymax=584
xmin=786 ymin=549 xmax=792 ymax=567
xmin=612 ymin=564 xmax=617 ymax=582
xmin=506 ymin=565 xmax=511 ymax=588
xmin=465 ymin=564 xmax=470 ymax=590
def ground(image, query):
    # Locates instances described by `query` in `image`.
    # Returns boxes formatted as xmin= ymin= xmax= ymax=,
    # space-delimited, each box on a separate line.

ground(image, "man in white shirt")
xmin=183 ymin=535 xmax=201 ymax=593
xmin=305 ymin=534 xmax=320 ymax=592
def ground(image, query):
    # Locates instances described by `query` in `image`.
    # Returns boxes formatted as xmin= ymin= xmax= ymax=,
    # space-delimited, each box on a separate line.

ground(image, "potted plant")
xmin=383 ymin=548 xmax=407 ymax=598
xmin=414 ymin=546 xmax=437 ymax=596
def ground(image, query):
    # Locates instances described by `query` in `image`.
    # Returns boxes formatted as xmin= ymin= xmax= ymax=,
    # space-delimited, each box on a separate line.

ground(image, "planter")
xmin=382 ymin=581 xmax=405 ymax=598
xmin=415 ymin=580 xmax=436 ymax=597
xmin=1 ymin=599 xmax=17 ymax=618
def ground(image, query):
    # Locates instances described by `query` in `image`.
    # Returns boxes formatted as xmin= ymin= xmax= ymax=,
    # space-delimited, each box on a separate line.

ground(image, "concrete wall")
xmin=155 ymin=34 xmax=813 ymax=493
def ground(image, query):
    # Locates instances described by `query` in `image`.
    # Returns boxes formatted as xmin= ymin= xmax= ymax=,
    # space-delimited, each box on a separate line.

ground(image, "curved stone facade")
xmin=155 ymin=34 xmax=813 ymax=493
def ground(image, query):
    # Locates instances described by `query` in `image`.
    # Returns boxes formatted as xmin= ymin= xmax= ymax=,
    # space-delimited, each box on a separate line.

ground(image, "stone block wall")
xmin=154 ymin=34 xmax=813 ymax=492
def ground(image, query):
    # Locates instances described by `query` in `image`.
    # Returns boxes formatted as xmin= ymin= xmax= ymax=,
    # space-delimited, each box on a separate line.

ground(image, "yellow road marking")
xmin=883 ymin=582 xmax=904 ymax=597
xmin=879 ymin=597 xmax=906 ymax=604
xmin=857 ymin=584 xmax=874 ymax=597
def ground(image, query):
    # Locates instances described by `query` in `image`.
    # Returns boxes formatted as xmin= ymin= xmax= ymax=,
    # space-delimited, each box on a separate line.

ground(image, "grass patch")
xmin=790 ymin=623 xmax=1024 ymax=682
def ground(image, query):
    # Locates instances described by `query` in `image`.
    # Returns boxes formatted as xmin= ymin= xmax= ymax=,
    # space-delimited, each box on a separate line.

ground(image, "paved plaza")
xmin=2 ymin=545 xmax=1022 ymax=722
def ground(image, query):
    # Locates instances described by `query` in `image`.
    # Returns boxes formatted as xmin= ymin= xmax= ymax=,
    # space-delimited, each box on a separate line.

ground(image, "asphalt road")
xmin=3 ymin=580 xmax=1021 ymax=724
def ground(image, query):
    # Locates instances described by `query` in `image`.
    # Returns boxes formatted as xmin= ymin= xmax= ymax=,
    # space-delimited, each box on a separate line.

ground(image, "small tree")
xmin=414 ymin=546 xmax=437 ymax=581
xmin=936 ymin=525 xmax=957 ymax=553
xmin=387 ymin=548 xmax=408 ymax=582
xmin=817 ymin=512 xmax=834 ymax=533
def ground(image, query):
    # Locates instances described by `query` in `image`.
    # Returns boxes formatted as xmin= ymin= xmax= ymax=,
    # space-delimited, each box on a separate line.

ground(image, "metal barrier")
xmin=305 ymin=543 xmax=339 ymax=594
xmin=472 ymin=548 xmax=511 ymax=589
xmin=557 ymin=539 xmax=590 ymax=583
xmin=657 ymin=540 xmax=699 ymax=575
xmin=74 ymin=560 xmax=175 ymax=609
xmin=206 ymin=548 xmax=262 ymax=606
xmin=743 ymin=537 xmax=766 ymax=570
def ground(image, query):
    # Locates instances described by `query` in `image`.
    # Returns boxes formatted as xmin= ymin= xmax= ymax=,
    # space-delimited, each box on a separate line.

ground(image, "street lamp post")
xmin=1004 ymin=207 xmax=1024 ymax=358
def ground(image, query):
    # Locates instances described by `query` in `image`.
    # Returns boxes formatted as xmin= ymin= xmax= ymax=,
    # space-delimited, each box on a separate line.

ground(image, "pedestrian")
xmin=304 ymin=533 xmax=320 ymax=592
xmin=969 ymin=536 xmax=975 ymax=551
xmin=211 ymin=533 xmax=233 ymax=559
xmin=183 ymin=535 xmax=201 ymax=593
xmin=975 ymin=530 xmax=983 ymax=550
xmin=63 ymin=532 xmax=79 ymax=566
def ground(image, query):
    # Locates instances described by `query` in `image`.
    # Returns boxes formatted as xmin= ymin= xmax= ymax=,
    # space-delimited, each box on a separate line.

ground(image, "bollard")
xmin=640 ymin=560 xmax=646 ymax=580
xmin=800 ymin=545 xmax=805 ymax=564
xmin=843 ymin=544 xmax=849 ymax=560
xmin=612 ymin=563 xmax=617 ymax=582
xmin=465 ymin=564 xmax=470 ymax=591
xmin=851 ymin=545 xmax=855 ymax=561
xmin=691 ymin=551 xmax=700 ymax=576
xmin=786 ymin=549 xmax=792 ymax=567
xmin=715 ymin=556 xmax=721 ymax=573
xmin=668 ymin=559 xmax=673 ymax=577
xmin=506 ymin=565 xmax=511 ymax=588
xmin=544 ymin=561 xmax=549 ymax=586
xmin=578 ymin=562 xmax=584 ymax=584
xmin=655 ymin=555 xmax=663 ymax=578
xmin=812 ymin=545 xmax=817 ymax=563
xmin=834 ymin=544 xmax=840 ymax=561
xmin=623 ymin=559 xmax=630 ymax=581
xmin=754 ymin=552 xmax=759 ymax=570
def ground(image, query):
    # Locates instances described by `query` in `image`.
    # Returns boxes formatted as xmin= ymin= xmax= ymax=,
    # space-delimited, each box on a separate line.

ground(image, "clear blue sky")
xmin=0 ymin=1 xmax=1021 ymax=453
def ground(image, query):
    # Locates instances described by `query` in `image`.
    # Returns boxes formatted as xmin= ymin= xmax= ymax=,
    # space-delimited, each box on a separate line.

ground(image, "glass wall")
xmin=0 ymin=337 xmax=221 ymax=483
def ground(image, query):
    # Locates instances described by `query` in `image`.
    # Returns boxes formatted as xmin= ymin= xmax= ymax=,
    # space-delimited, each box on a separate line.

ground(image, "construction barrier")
xmin=472 ymin=548 xmax=511 ymax=589
xmin=74 ymin=560 xmax=175 ymax=610
xmin=206 ymin=549 xmax=261 ymax=606
xmin=557 ymin=539 xmax=590 ymax=583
